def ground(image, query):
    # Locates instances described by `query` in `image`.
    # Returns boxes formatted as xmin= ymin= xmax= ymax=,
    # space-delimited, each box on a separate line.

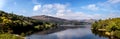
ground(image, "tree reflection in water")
xmin=91 ymin=29 xmax=120 ymax=39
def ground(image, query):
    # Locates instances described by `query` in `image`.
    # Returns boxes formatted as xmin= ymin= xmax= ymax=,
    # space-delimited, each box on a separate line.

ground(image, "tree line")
xmin=0 ymin=10 xmax=56 ymax=38
xmin=92 ymin=18 xmax=120 ymax=38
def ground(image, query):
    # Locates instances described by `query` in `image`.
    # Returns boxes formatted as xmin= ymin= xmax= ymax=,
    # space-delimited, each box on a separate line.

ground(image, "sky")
xmin=0 ymin=0 xmax=120 ymax=20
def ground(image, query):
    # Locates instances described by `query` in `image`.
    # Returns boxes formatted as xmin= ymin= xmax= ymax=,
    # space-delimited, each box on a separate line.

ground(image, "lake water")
xmin=26 ymin=25 xmax=108 ymax=39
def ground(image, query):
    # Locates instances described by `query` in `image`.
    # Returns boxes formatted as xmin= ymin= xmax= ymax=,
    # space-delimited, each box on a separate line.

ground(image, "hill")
xmin=31 ymin=15 xmax=80 ymax=24
xmin=0 ymin=10 xmax=56 ymax=36
xmin=31 ymin=15 xmax=93 ymax=25
xmin=31 ymin=15 xmax=70 ymax=24
xmin=92 ymin=18 xmax=120 ymax=38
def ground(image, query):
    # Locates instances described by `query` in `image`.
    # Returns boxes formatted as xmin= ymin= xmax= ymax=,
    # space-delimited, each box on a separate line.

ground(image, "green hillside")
xmin=0 ymin=10 xmax=56 ymax=39
xmin=92 ymin=18 xmax=120 ymax=38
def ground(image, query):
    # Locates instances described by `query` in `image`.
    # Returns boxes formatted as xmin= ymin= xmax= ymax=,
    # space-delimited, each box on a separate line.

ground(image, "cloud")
xmin=33 ymin=3 xmax=68 ymax=15
xmin=80 ymin=0 xmax=120 ymax=19
xmin=98 ymin=0 xmax=120 ymax=8
xmin=57 ymin=12 xmax=102 ymax=20
xmin=98 ymin=0 xmax=120 ymax=17
xmin=32 ymin=3 xmax=103 ymax=20
xmin=33 ymin=5 xmax=41 ymax=11
xmin=108 ymin=0 xmax=120 ymax=4
xmin=105 ymin=12 xmax=120 ymax=19
xmin=81 ymin=4 xmax=99 ymax=11
xmin=33 ymin=3 xmax=120 ymax=20
xmin=32 ymin=1 xmax=120 ymax=20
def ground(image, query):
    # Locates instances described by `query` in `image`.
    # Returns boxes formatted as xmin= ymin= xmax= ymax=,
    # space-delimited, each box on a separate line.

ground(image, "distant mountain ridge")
xmin=31 ymin=15 xmax=95 ymax=25
xmin=32 ymin=15 xmax=68 ymax=21
xmin=31 ymin=15 xmax=71 ymax=24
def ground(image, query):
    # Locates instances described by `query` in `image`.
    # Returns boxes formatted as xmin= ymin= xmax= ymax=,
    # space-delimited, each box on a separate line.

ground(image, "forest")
xmin=0 ymin=10 xmax=56 ymax=39
xmin=92 ymin=18 xmax=120 ymax=38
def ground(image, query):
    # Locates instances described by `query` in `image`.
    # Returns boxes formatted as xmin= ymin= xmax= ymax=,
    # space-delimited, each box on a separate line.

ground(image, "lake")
xmin=26 ymin=25 xmax=108 ymax=39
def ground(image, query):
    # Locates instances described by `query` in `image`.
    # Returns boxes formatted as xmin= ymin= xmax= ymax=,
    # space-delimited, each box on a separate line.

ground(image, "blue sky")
xmin=0 ymin=0 xmax=120 ymax=20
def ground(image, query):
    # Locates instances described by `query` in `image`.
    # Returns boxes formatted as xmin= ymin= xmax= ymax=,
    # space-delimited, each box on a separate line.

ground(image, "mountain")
xmin=31 ymin=15 xmax=71 ymax=25
xmin=31 ymin=15 xmax=68 ymax=21
xmin=31 ymin=15 xmax=94 ymax=25
xmin=79 ymin=19 xmax=97 ymax=24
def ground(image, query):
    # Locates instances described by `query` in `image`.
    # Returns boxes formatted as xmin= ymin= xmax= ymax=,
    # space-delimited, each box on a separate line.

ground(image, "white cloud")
xmin=108 ymin=0 xmax=120 ymax=4
xmin=105 ymin=12 xmax=120 ymax=19
xmin=79 ymin=0 xmax=120 ymax=20
xmin=33 ymin=3 xmax=68 ymax=15
xmin=98 ymin=0 xmax=120 ymax=8
xmin=32 ymin=3 xmax=103 ymax=20
xmin=32 ymin=3 xmax=120 ymax=20
xmin=81 ymin=4 xmax=99 ymax=11
xmin=43 ymin=4 xmax=53 ymax=9
xmin=33 ymin=5 xmax=41 ymax=11
xmin=97 ymin=0 xmax=120 ymax=19
xmin=56 ymin=12 xmax=102 ymax=20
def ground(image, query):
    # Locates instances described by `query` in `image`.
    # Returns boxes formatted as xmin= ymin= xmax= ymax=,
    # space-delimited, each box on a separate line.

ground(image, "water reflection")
xmin=26 ymin=27 xmax=108 ymax=39
xmin=91 ymin=29 xmax=120 ymax=39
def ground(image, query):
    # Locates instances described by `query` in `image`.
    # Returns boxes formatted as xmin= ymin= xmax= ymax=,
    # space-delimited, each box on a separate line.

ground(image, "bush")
xmin=113 ymin=30 xmax=120 ymax=38
xmin=0 ymin=33 xmax=24 ymax=39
